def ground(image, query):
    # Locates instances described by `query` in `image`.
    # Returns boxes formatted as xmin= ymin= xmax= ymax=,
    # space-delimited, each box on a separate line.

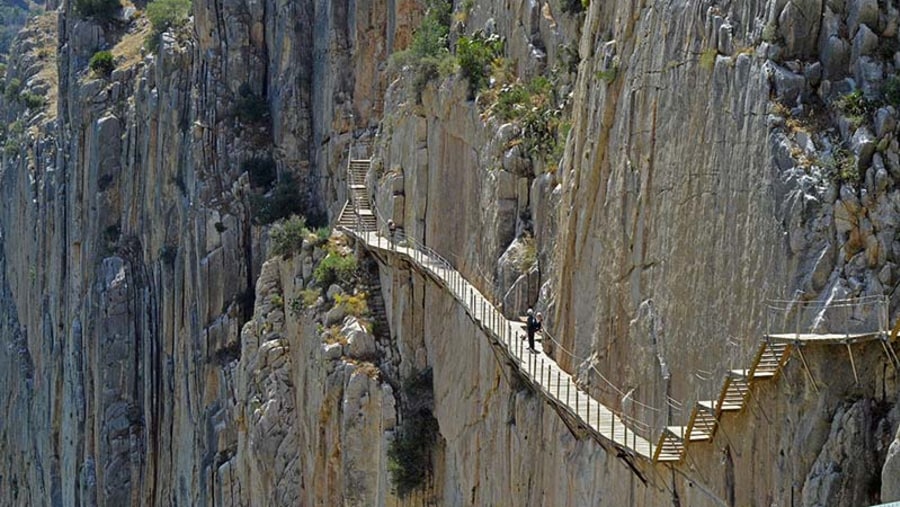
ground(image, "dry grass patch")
xmin=112 ymin=16 xmax=152 ymax=71
xmin=30 ymin=12 xmax=59 ymax=120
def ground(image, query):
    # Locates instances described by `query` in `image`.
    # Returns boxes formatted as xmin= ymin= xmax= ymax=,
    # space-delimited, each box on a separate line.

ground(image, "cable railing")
xmin=765 ymin=295 xmax=889 ymax=340
xmin=337 ymin=152 xmax=895 ymax=463
xmin=341 ymin=223 xmax=662 ymax=460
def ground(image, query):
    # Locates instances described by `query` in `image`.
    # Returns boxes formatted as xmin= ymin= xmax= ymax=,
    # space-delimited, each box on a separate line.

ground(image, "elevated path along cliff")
xmin=336 ymin=153 xmax=897 ymax=466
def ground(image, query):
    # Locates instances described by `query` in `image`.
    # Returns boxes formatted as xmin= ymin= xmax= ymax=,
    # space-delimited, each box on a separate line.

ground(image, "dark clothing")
xmin=526 ymin=315 xmax=542 ymax=350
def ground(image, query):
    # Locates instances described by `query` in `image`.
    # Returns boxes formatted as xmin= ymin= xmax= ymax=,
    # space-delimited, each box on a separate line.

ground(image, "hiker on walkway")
xmin=387 ymin=219 xmax=396 ymax=247
xmin=526 ymin=308 xmax=542 ymax=353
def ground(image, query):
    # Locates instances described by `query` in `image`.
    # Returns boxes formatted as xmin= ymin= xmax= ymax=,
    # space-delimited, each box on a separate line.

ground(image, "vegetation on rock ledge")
xmin=388 ymin=368 xmax=440 ymax=497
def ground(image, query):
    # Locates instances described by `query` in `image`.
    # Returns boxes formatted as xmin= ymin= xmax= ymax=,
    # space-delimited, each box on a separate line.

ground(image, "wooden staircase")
xmin=651 ymin=340 xmax=793 ymax=463
xmin=334 ymin=147 xmax=890 ymax=468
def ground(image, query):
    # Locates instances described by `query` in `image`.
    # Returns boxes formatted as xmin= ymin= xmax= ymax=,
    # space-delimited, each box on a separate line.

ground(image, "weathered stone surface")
xmin=802 ymin=400 xmax=883 ymax=506
xmin=343 ymin=318 xmax=376 ymax=358
xmin=820 ymin=35 xmax=851 ymax=80
xmin=847 ymin=0 xmax=880 ymax=36
xmin=779 ymin=0 xmax=824 ymax=57
xmin=5 ymin=0 xmax=900 ymax=505
xmin=771 ymin=62 xmax=808 ymax=104
xmin=852 ymin=126 xmax=878 ymax=169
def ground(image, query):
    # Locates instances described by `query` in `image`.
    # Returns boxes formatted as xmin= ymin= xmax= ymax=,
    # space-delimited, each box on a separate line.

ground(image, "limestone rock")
xmin=343 ymin=318 xmax=376 ymax=358
xmin=820 ymin=36 xmax=851 ymax=80
xmin=771 ymin=62 xmax=808 ymax=105
xmin=779 ymin=0 xmax=824 ymax=57
xmin=852 ymin=126 xmax=877 ymax=169
xmin=847 ymin=0 xmax=880 ymax=37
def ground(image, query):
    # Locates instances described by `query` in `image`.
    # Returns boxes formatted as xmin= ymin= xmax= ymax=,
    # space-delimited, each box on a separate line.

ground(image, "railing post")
xmin=557 ymin=371 xmax=561 ymax=403
xmin=611 ymin=410 xmax=614 ymax=438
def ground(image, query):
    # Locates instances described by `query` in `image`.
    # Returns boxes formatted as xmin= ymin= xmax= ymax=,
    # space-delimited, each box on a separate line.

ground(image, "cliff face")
xmin=3 ymin=0 xmax=900 ymax=505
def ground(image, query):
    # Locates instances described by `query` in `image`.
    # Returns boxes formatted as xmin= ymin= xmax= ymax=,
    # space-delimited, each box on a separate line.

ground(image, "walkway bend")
xmin=341 ymin=229 xmax=664 ymax=461
xmin=335 ymin=153 xmax=894 ymax=466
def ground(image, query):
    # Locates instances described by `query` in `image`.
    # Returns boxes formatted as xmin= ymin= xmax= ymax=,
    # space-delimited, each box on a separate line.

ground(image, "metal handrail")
xmin=334 ymin=152 xmax=891 ymax=462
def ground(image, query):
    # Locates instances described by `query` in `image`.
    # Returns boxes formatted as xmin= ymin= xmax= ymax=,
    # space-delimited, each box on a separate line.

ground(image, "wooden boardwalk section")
xmin=344 ymin=228 xmax=661 ymax=460
xmin=336 ymin=154 xmax=893 ymax=465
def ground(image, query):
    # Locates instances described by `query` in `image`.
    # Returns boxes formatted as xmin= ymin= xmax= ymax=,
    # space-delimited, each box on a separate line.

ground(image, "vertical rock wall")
xmin=2 ymin=0 xmax=900 ymax=505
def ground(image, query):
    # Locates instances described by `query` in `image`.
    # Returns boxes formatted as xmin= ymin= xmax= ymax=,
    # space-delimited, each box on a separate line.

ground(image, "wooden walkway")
xmin=335 ymin=155 xmax=893 ymax=465
xmin=767 ymin=332 xmax=881 ymax=344
xmin=343 ymin=228 xmax=661 ymax=460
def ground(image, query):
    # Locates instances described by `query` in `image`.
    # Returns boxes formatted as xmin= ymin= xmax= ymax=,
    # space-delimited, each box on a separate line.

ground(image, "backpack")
xmin=527 ymin=315 xmax=536 ymax=332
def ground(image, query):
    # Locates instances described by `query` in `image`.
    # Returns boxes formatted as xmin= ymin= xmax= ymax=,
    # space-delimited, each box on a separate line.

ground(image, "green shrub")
xmin=74 ymin=0 xmax=120 ymax=19
xmin=250 ymin=176 xmax=302 ymax=225
xmin=4 ymin=77 xmax=21 ymax=101
xmin=315 ymin=226 xmax=331 ymax=244
xmin=146 ymin=0 xmax=191 ymax=33
xmin=313 ymin=251 xmax=358 ymax=287
xmin=410 ymin=0 xmax=451 ymax=59
xmin=244 ymin=156 xmax=277 ymax=189
xmin=761 ymin=21 xmax=779 ymax=43
xmin=234 ymin=83 xmax=269 ymax=123
xmin=4 ymin=139 xmax=18 ymax=157
xmin=835 ymin=89 xmax=871 ymax=115
xmin=596 ymin=66 xmax=617 ymax=83
xmin=269 ymin=215 xmax=308 ymax=257
xmin=456 ymin=33 xmax=503 ymax=98
xmin=882 ymin=75 xmax=900 ymax=108
xmin=20 ymin=92 xmax=44 ymax=109
xmin=89 ymin=50 xmax=115 ymax=77
xmin=290 ymin=288 xmax=322 ymax=315
xmin=493 ymin=76 xmax=564 ymax=161
xmin=387 ymin=369 xmax=439 ymax=497
xmin=824 ymin=146 xmax=860 ymax=184
xmin=834 ymin=89 xmax=875 ymax=128
xmin=334 ymin=292 xmax=369 ymax=317
xmin=389 ymin=0 xmax=454 ymax=103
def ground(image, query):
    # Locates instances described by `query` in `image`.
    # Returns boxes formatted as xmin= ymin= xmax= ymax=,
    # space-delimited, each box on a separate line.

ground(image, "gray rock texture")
xmin=3 ymin=0 xmax=900 ymax=506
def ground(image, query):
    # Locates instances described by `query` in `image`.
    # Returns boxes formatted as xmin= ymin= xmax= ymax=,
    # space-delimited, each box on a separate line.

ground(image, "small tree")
xmin=89 ymin=50 xmax=115 ymax=77
xmin=4 ymin=77 xmax=21 ymax=101
xmin=269 ymin=215 xmax=308 ymax=257
xmin=74 ymin=0 xmax=121 ymax=19
xmin=456 ymin=33 xmax=503 ymax=98
xmin=146 ymin=0 xmax=192 ymax=33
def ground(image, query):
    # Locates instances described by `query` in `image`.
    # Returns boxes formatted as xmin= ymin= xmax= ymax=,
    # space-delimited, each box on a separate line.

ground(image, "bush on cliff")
xmin=89 ymin=50 xmax=115 ymax=77
xmin=75 ymin=0 xmax=120 ymax=19
xmin=387 ymin=369 xmax=439 ymax=497
xmin=144 ymin=0 xmax=191 ymax=51
xmin=234 ymin=83 xmax=269 ymax=124
xmin=146 ymin=0 xmax=191 ymax=33
xmin=388 ymin=0 xmax=454 ymax=102
xmin=456 ymin=32 xmax=503 ymax=98
xmin=269 ymin=215 xmax=308 ymax=257
xmin=250 ymin=176 xmax=302 ymax=225
xmin=313 ymin=251 xmax=358 ymax=287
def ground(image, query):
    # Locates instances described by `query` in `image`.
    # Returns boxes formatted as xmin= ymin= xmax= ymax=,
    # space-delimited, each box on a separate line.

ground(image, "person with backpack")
xmin=525 ymin=308 xmax=542 ymax=353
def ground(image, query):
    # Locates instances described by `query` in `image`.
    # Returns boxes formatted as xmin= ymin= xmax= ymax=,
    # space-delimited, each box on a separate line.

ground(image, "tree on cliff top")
xmin=146 ymin=0 xmax=190 ymax=34
xmin=144 ymin=0 xmax=190 ymax=50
